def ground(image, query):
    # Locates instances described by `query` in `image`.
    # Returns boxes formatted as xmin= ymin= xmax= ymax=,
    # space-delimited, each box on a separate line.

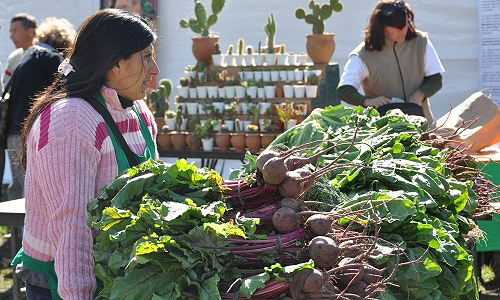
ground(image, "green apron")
xmin=12 ymin=93 xmax=156 ymax=299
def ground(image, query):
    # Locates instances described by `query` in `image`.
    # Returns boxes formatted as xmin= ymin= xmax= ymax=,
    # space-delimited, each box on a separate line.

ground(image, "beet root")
xmin=272 ymin=207 xmax=300 ymax=233
xmin=262 ymin=156 xmax=291 ymax=185
xmin=277 ymin=171 xmax=305 ymax=198
xmin=280 ymin=198 xmax=302 ymax=211
xmin=308 ymin=236 xmax=339 ymax=269
xmin=302 ymin=268 xmax=325 ymax=293
xmin=256 ymin=149 xmax=279 ymax=172
xmin=305 ymin=214 xmax=333 ymax=236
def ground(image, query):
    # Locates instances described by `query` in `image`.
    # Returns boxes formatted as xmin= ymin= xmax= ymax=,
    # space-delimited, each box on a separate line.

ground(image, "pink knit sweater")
xmin=22 ymin=86 xmax=158 ymax=299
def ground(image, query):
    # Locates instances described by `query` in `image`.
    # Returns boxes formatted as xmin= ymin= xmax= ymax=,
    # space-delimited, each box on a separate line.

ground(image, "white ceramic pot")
xmin=244 ymin=55 xmax=254 ymax=66
xmin=186 ymin=102 xmax=198 ymax=115
xmin=225 ymin=86 xmax=236 ymax=99
xmin=197 ymin=72 xmax=204 ymax=81
xmin=212 ymin=102 xmax=225 ymax=114
xmin=265 ymin=53 xmax=276 ymax=66
xmin=247 ymin=86 xmax=258 ymax=98
xmin=305 ymin=85 xmax=318 ymax=98
xmin=165 ymin=118 xmax=176 ymax=131
xmin=206 ymin=86 xmax=218 ymax=99
xmin=287 ymin=70 xmax=295 ymax=81
xmin=254 ymin=71 xmax=263 ymax=82
xmin=298 ymin=53 xmax=307 ymax=65
xmin=180 ymin=118 xmax=188 ymax=131
xmin=293 ymin=85 xmax=306 ymax=98
xmin=264 ymin=86 xmax=276 ymax=98
xmin=239 ymin=102 xmax=249 ymax=114
xmin=241 ymin=120 xmax=252 ymax=132
xmin=212 ymin=54 xmax=225 ymax=66
xmin=196 ymin=86 xmax=208 ymax=98
xmin=189 ymin=88 xmax=198 ymax=99
xmin=262 ymin=71 xmax=271 ymax=82
xmin=303 ymin=70 xmax=312 ymax=81
xmin=270 ymin=71 xmax=280 ymax=82
xmin=224 ymin=120 xmax=235 ymax=131
xmin=235 ymin=86 xmax=246 ymax=98
xmin=202 ymin=137 xmax=214 ymax=151
xmin=286 ymin=119 xmax=298 ymax=130
xmin=279 ymin=71 xmax=288 ymax=81
xmin=213 ymin=122 xmax=222 ymax=132
xmin=257 ymin=87 xmax=266 ymax=99
xmin=226 ymin=54 xmax=236 ymax=66
xmin=312 ymin=69 xmax=322 ymax=77
xmin=178 ymin=86 xmax=189 ymax=98
xmin=288 ymin=54 xmax=298 ymax=66
xmin=244 ymin=71 xmax=254 ymax=81
xmin=283 ymin=85 xmax=294 ymax=98
xmin=198 ymin=103 xmax=207 ymax=115
xmin=294 ymin=70 xmax=304 ymax=81
xmin=218 ymin=88 xmax=226 ymax=98
xmin=238 ymin=71 xmax=245 ymax=81
xmin=276 ymin=53 xmax=288 ymax=65
xmin=259 ymin=102 xmax=272 ymax=114
xmin=237 ymin=55 xmax=246 ymax=66
xmin=254 ymin=54 xmax=265 ymax=66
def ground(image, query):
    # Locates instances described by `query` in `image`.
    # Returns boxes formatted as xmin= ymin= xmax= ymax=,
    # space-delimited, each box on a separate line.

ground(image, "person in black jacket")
xmin=6 ymin=17 xmax=74 ymax=200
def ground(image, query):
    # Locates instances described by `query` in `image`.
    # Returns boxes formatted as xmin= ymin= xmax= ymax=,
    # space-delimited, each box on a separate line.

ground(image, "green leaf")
xmin=240 ymin=272 xmax=270 ymax=298
xmin=110 ymin=265 xmax=168 ymax=300
xmin=194 ymin=2 xmax=207 ymax=24
xmin=206 ymin=15 xmax=217 ymax=28
xmin=211 ymin=0 xmax=225 ymax=14
xmin=198 ymin=274 xmax=221 ymax=300
xmin=98 ymin=207 xmax=132 ymax=231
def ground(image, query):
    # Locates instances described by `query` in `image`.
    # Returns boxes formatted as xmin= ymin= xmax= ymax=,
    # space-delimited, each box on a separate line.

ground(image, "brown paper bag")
xmin=434 ymin=91 xmax=500 ymax=152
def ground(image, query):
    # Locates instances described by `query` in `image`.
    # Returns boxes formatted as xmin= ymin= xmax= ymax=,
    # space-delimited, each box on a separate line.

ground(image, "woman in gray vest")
xmin=337 ymin=0 xmax=444 ymax=124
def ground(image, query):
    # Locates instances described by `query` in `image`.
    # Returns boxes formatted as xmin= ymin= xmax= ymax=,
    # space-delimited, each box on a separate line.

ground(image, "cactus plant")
xmin=280 ymin=44 xmax=285 ymax=54
xmin=264 ymin=14 xmax=276 ymax=53
xmin=179 ymin=0 xmax=226 ymax=37
xmin=234 ymin=118 xmax=241 ymax=133
xmin=214 ymin=43 xmax=221 ymax=54
xmin=226 ymin=44 xmax=234 ymax=55
xmin=246 ymin=45 xmax=253 ymax=55
xmin=237 ymin=38 xmax=245 ymax=55
xmin=295 ymin=0 xmax=343 ymax=34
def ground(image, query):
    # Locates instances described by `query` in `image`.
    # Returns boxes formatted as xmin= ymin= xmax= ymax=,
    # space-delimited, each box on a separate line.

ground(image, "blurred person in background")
xmin=5 ymin=17 xmax=75 ymax=201
xmin=337 ymin=0 xmax=444 ymax=124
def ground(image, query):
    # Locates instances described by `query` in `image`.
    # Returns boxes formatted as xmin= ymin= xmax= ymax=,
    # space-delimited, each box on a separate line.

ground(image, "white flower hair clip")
xmin=58 ymin=58 xmax=75 ymax=76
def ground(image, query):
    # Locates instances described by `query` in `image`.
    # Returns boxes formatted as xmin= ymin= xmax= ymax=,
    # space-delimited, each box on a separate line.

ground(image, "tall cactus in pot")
xmin=180 ymin=0 xmax=226 ymax=64
xmin=264 ymin=14 xmax=276 ymax=54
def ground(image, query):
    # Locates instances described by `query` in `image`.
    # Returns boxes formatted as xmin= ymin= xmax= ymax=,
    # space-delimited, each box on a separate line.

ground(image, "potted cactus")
xmin=147 ymin=78 xmax=172 ymax=130
xmin=156 ymin=125 xmax=172 ymax=150
xmin=264 ymin=14 xmax=277 ymax=66
xmin=179 ymin=0 xmax=226 ymax=64
xmin=295 ymin=0 xmax=343 ymax=64
xmin=230 ymin=119 xmax=246 ymax=151
xmin=305 ymin=73 xmax=320 ymax=98
xmin=194 ymin=118 xmax=219 ymax=151
xmin=235 ymin=38 xmax=246 ymax=66
xmin=211 ymin=43 xmax=225 ymax=66
xmin=245 ymin=124 xmax=261 ymax=153
xmin=215 ymin=124 xmax=231 ymax=151
xmin=260 ymin=119 xmax=278 ymax=149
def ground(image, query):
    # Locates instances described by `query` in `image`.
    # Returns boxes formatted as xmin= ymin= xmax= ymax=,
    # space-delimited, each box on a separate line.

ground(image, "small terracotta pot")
xmin=230 ymin=133 xmax=246 ymax=151
xmin=276 ymin=86 xmax=284 ymax=98
xmin=156 ymin=133 xmax=172 ymax=150
xmin=155 ymin=117 xmax=165 ymax=131
xmin=306 ymin=33 xmax=335 ymax=64
xmin=260 ymin=133 xmax=277 ymax=149
xmin=186 ymin=134 xmax=202 ymax=150
xmin=170 ymin=131 xmax=186 ymax=150
xmin=215 ymin=133 xmax=231 ymax=151
xmin=245 ymin=134 xmax=261 ymax=153
xmin=192 ymin=36 xmax=219 ymax=64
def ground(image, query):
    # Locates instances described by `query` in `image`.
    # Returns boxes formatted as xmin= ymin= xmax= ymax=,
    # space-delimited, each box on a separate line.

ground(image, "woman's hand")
xmin=408 ymin=90 xmax=425 ymax=106
xmin=363 ymin=96 xmax=391 ymax=108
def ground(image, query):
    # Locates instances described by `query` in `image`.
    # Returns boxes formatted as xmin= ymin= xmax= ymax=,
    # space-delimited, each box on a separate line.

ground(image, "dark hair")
xmin=364 ymin=0 xmax=417 ymax=51
xmin=20 ymin=9 xmax=156 ymax=167
xmin=11 ymin=13 xmax=37 ymax=30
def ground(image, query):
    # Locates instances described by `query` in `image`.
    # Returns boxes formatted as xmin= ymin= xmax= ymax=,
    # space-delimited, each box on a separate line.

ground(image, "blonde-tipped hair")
xmin=36 ymin=17 xmax=75 ymax=52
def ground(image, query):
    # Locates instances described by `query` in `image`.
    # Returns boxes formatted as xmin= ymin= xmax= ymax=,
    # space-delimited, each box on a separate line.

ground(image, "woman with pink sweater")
xmin=12 ymin=9 xmax=160 ymax=299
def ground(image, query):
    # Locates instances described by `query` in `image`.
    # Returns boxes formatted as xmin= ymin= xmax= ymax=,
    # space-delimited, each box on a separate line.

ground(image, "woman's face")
xmin=112 ymin=44 xmax=159 ymax=101
xmin=384 ymin=21 xmax=409 ymax=44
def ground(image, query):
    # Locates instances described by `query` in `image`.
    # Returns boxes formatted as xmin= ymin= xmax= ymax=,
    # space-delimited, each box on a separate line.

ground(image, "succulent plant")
xmin=234 ymin=118 xmax=241 ymax=133
xmin=179 ymin=0 xmax=226 ymax=37
xmin=264 ymin=14 xmax=276 ymax=53
xmin=226 ymin=44 xmax=234 ymax=55
xmin=214 ymin=43 xmax=221 ymax=54
xmin=295 ymin=0 xmax=343 ymax=35
xmin=279 ymin=44 xmax=285 ymax=54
